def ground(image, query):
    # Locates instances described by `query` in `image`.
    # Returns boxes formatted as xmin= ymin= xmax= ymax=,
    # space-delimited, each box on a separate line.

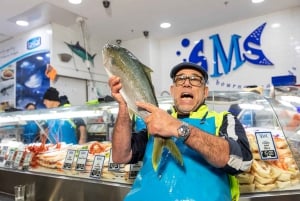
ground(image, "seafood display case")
xmin=0 ymin=91 xmax=299 ymax=200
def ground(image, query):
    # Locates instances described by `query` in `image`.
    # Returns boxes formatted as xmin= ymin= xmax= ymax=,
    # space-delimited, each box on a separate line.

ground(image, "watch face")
xmin=178 ymin=124 xmax=190 ymax=139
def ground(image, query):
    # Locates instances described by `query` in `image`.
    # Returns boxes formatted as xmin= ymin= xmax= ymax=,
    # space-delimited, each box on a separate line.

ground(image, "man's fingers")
xmin=136 ymin=101 xmax=157 ymax=113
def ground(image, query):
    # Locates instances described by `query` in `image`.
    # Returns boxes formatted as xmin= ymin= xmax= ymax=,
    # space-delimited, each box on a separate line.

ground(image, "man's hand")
xmin=108 ymin=76 xmax=126 ymax=105
xmin=136 ymin=101 xmax=181 ymax=138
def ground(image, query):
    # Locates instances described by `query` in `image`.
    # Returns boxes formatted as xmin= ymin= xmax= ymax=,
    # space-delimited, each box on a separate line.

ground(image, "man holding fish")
xmin=103 ymin=44 xmax=252 ymax=201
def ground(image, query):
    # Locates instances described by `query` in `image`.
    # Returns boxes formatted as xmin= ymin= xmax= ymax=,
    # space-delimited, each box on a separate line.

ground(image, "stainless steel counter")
xmin=0 ymin=193 xmax=13 ymax=201
xmin=0 ymin=168 xmax=130 ymax=201
xmin=0 ymin=168 xmax=300 ymax=201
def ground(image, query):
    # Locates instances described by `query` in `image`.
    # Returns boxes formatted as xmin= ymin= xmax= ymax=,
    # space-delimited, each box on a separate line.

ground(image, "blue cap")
xmin=170 ymin=62 xmax=208 ymax=82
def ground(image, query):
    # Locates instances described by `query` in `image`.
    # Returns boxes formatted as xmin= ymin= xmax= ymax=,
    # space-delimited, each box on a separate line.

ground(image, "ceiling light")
xmin=271 ymin=23 xmax=281 ymax=28
xmin=16 ymin=20 xmax=29 ymax=26
xmin=68 ymin=0 xmax=82 ymax=4
xmin=252 ymin=0 xmax=264 ymax=3
xmin=160 ymin=22 xmax=171 ymax=29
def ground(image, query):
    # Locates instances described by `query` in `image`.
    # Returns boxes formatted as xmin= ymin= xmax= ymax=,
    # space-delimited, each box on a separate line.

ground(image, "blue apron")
xmin=47 ymin=119 xmax=77 ymax=144
xmin=125 ymin=107 xmax=231 ymax=201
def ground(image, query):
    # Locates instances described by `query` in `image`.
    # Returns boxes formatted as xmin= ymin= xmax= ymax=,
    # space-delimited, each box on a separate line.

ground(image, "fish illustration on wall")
xmin=64 ymin=41 xmax=97 ymax=66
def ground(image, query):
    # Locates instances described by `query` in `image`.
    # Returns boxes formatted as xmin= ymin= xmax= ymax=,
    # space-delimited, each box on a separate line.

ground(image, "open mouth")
xmin=180 ymin=92 xmax=194 ymax=99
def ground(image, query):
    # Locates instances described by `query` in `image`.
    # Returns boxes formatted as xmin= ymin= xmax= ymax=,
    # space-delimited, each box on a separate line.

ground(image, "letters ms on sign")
xmin=27 ymin=36 xmax=41 ymax=50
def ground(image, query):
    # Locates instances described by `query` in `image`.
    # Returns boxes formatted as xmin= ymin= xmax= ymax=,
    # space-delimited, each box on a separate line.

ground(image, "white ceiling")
xmin=0 ymin=0 xmax=300 ymax=43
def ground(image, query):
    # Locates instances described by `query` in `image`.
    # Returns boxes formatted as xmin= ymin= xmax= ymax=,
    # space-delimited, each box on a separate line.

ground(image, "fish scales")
xmin=102 ymin=44 xmax=183 ymax=171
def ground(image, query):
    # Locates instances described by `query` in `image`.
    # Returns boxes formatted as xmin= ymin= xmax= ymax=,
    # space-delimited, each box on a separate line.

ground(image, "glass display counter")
xmin=0 ymin=91 xmax=299 ymax=200
xmin=206 ymin=91 xmax=300 ymax=198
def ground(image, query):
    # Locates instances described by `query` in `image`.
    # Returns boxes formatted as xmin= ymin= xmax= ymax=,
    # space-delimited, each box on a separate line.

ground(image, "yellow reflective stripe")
xmin=214 ymin=111 xmax=229 ymax=137
xmin=67 ymin=119 xmax=76 ymax=129
xmin=171 ymin=106 xmax=239 ymax=200
xmin=229 ymin=175 xmax=240 ymax=201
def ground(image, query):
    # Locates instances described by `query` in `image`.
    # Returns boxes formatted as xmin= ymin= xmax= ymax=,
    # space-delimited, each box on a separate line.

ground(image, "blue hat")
xmin=170 ymin=62 xmax=208 ymax=82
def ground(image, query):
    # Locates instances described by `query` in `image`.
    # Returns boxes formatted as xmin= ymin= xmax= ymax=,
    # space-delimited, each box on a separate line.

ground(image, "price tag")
xmin=75 ymin=150 xmax=89 ymax=171
xmin=90 ymin=155 xmax=105 ymax=179
xmin=0 ymin=146 xmax=8 ymax=162
xmin=63 ymin=150 xmax=76 ymax=170
xmin=128 ymin=161 xmax=142 ymax=179
xmin=255 ymin=131 xmax=278 ymax=160
xmin=108 ymin=148 xmax=120 ymax=171
xmin=22 ymin=152 xmax=33 ymax=170
xmin=13 ymin=151 xmax=24 ymax=168
xmin=4 ymin=150 xmax=15 ymax=168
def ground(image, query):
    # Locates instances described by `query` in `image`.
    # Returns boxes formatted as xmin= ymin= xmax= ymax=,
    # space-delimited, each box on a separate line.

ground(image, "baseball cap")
xmin=170 ymin=62 xmax=208 ymax=82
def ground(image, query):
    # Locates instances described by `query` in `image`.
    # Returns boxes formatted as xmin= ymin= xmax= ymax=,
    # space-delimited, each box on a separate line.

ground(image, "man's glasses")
xmin=173 ymin=74 xmax=205 ymax=87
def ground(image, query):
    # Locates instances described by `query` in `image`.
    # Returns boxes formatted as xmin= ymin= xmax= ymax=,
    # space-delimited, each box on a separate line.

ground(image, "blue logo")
xmin=176 ymin=22 xmax=273 ymax=79
xmin=27 ymin=36 xmax=41 ymax=50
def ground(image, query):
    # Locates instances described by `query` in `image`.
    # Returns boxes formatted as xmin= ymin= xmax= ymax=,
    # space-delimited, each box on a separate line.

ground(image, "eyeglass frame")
xmin=173 ymin=74 xmax=206 ymax=87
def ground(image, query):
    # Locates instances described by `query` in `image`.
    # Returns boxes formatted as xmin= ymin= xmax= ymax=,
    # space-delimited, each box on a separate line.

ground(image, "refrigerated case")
xmin=0 ymin=91 xmax=299 ymax=200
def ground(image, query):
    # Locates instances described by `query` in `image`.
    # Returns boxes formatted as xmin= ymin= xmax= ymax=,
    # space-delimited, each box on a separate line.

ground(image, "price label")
xmin=128 ymin=161 xmax=142 ymax=179
xmin=0 ymin=146 xmax=8 ymax=162
xmin=22 ymin=152 xmax=33 ymax=170
xmin=13 ymin=151 xmax=24 ymax=168
xmin=255 ymin=131 xmax=278 ymax=160
xmin=63 ymin=150 xmax=76 ymax=170
xmin=6 ymin=150 xmax=15 ymax=161
xmin=90 ymin=155 xmax=105 ymax=179
xmin=75 ymin=150 xmax=89 ymax=171
xmin=4 ymin=150 xmax=15 ymax=168
xmin=108 ymin=148 xmax=120 ymax=171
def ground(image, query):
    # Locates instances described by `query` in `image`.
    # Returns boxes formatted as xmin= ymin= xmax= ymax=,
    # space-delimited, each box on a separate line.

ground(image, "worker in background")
xmin=59 ymin=95 xmax=87 ymax=144
xmin=22 ymin=103 xmax=39 ymax=143
xmin=25 ymin=102 xmax=36 ymax=110
xmin=42 ymin=87 xmax=77 ymax=144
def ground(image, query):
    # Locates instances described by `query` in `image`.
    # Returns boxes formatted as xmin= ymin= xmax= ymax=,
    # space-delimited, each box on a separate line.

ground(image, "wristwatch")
xmin=177 ymin=122 xmax=191 ymax=141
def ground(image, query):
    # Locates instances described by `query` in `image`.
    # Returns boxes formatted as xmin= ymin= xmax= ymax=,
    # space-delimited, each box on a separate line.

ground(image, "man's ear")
xmin=170 ymin=85 xmax=174 ymax=96
xmin=204 ymin=86 xmax=209 ymax=99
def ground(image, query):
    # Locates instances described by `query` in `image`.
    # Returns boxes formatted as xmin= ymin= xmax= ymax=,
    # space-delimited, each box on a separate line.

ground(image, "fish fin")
xmin=165 ymin=138 xmax=183 ymax=166
xmin=142 ymin=64 xmax=153 ymax=81
xmin=90 ymin=54 xmax=97 ymax=66
xmin=152 ymin=137 xmax=164 ymax=171
xmin=141 ymin=64 xmax=159 ymax=105
xmin=152 ymin=137 xmax=183 ymax=171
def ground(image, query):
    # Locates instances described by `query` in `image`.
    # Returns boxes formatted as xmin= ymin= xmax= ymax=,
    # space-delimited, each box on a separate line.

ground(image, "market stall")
xmin=0 ymin=92 xmax=299 ymax=201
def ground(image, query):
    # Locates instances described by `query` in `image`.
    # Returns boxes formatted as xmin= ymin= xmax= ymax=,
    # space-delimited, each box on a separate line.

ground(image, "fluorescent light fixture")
xmin=16 ymin=20 xmax=29 ymax=26
xmin=68 ymin=0 xmax=82 ymax=4
xmin=160 ymin=22 xmax=171 ymax=29
xmin=252 ymin=0 xmax=264 ymax=3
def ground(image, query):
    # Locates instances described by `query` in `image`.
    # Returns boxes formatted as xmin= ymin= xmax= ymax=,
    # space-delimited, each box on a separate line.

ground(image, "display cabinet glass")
xmin=0 ymin=91 xmax=299 ymax=200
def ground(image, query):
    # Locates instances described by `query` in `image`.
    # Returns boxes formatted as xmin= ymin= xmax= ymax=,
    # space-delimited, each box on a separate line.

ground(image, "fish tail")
xmin=165 ymin=138 xmax=183 ymax=166
xmin=152 ymin=137 xmax=164 ymax=171
xmin=152 ymin=137 xmax=183 ymax=171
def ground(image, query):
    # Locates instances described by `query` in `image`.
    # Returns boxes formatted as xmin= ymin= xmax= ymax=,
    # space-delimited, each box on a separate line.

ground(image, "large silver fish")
xmin=102 ymin=44 xmax=182 ymax=171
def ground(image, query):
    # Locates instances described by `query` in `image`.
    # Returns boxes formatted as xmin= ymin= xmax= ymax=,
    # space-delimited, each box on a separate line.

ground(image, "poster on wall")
xmin=0 ymin=25 xmax=51 ymax=110
xmin=0 ymin=64 xmax=15 ymax=109
xmin=16 ymin=51 xmax=50 ymax=109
